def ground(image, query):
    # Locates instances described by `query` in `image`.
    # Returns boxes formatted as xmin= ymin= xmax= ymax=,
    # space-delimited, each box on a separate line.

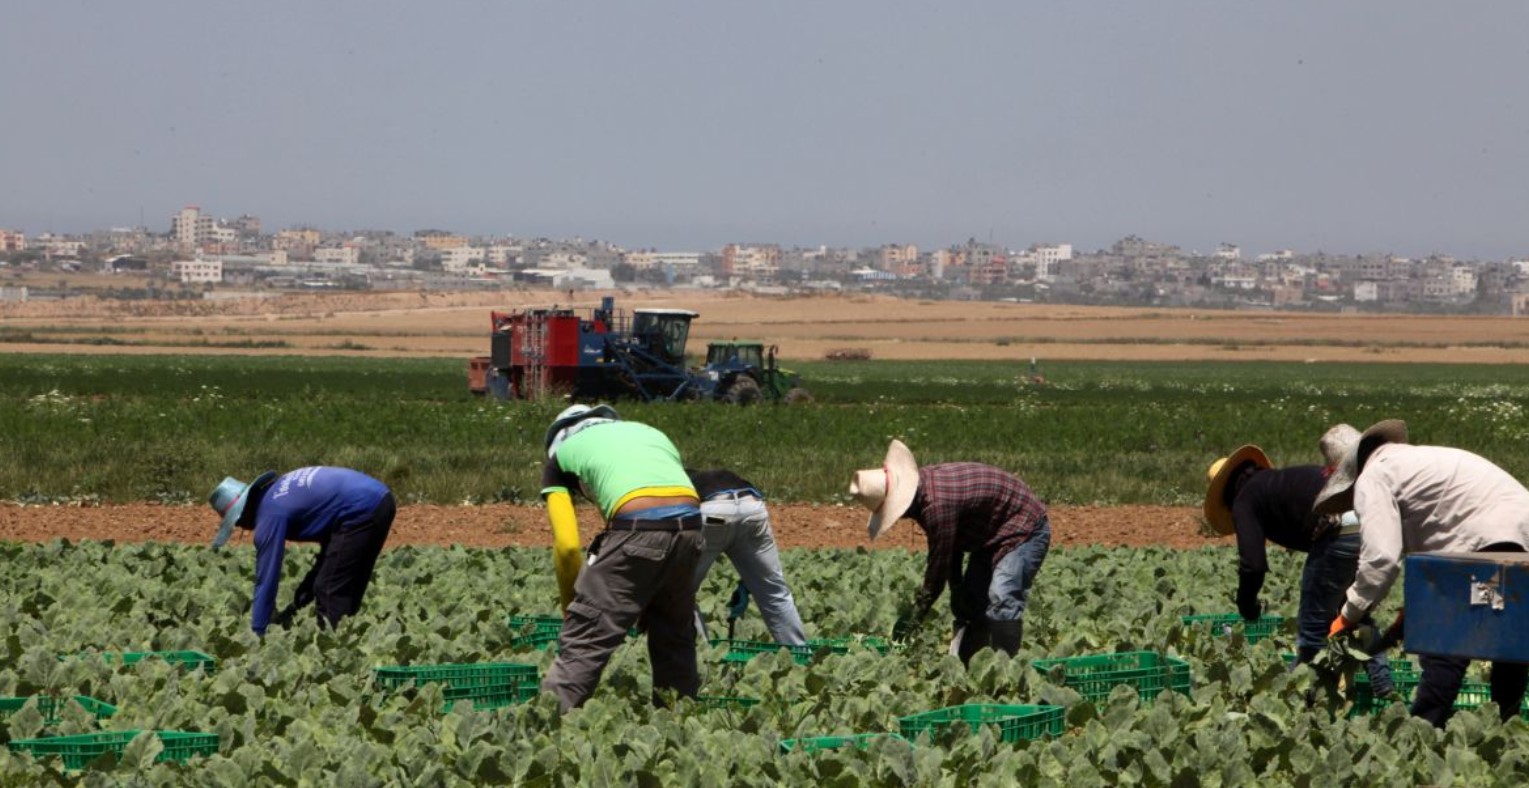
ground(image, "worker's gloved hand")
xmin=1327 ymin=614 xmax=1356 ymax=639
xmin=1237 ymin=596 xmax=1262 ymax=623
xmin=726 ymin=582 xmax=751 ymax=621
xmin=891 ymin=615 xmax=915 ymax=644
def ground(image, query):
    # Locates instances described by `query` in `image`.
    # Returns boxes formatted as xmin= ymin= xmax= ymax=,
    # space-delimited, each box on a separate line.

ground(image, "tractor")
xmin=699 ymin=340 xmax=811 ymax=405
xmin=467 ymin=296 xmax=809 ymax=404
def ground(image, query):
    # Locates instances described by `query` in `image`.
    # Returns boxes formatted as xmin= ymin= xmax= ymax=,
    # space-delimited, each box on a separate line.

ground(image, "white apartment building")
xmin=33 ymin=234 xmax=86 ymax=258
xmin=171 ymin=206 xmax=215 ymax=251
xmin=441 ymin=246 xmax=487 ymax=275
xmin=1353 ymin=281 xmax=1379 ymax=302
xmin=171 ymin=259 xmax=223 ymax=284
xmin=1214 ymin=244 xmax=1241 ymax=260
xmin=624 ymin=251 xmax=703 ymax=271
xmin=1451 ymin=265 xmax=1477 ymax=296
xmin=314 ymin=246 xmax=361 ymax=266
xmin=1032 ymin=243 xmax=1073 ymax=282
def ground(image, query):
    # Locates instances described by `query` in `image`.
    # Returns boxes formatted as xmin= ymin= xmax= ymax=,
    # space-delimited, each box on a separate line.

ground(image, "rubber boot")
xmin=988 ymin=620 xmax=1023 ymax=657
xmin=957 ymin=621 xmax=990 ymax=665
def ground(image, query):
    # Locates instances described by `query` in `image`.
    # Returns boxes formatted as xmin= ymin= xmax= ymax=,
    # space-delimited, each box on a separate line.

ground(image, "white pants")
xmin=691 ymin=495 xmax=808 ymax=646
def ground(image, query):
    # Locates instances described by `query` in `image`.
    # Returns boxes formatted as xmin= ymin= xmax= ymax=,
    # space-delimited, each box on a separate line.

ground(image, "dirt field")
xmin=5 ymin=288 xmax=1529 ymax=363
xmin=0 ymin=502 xmax=1220 ymax=551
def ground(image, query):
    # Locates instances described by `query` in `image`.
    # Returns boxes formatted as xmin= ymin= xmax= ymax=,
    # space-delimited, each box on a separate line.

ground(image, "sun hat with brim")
xmin=849 ymin=439 xmax=920 ymax=540
xmin=209 ymin=471 xmax=277 ymax=549
xmin=545 ymin=403 xmax=619 ymax=457
xmin=1203 ymin=445 xmax=1272 ymax=535
xmin=1313 ymin=419 xmax=1408 ymax=515
xmin=1319 ymin=423 xmax=1361 ymax=469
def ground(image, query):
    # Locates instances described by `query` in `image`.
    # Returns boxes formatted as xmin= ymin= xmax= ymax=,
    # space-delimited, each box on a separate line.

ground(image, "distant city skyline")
xmin=3 ymin=2 xmax=1527 ymax=259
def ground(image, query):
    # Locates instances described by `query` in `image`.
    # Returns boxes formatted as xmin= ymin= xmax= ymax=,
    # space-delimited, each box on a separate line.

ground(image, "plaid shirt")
xmin=908 ymin=463 xmax=1047 ymax=615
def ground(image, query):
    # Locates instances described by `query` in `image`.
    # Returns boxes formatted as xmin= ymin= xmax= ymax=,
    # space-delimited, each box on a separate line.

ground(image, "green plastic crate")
xmin=779 ymin=733 xmax=906 ymax=753
xmin=899 ymin=704 xmax=1064 ymax=744
xmin=507 ymin=615 xmax=563 ymax=650
xmin=695 ymin=695 xmax=760 ymax=710
xmin=506 ymin=615 xmax=640 ymax=650
xmin=374 ymin=662 xmax=539 ymax=691
xmin=718 ymin=637 xmax=890 ymax=665
xmin=1032 ymin=651 xmax=1192 ymax=703
xmin=99 ymin=650 xmax=217 ymax=673
xmin=441 ymin=682 xmax=539 ymax=711
xmin=1180 ymin=613 xmax=1285 ymax=644
xmin=8 ymin=730 xmax=218 ymax=769
xmin=0 ymin=695 xmax=117 ymax=726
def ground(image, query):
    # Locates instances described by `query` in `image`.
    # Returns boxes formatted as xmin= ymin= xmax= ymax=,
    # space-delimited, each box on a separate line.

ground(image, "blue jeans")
xmin=690 ymin=495 xmax=807 ymax=646
xmin=953 ymin=518 xmax=1051 ymax=624
xmin=1298 ymin=532 xmax=1393 ymax=693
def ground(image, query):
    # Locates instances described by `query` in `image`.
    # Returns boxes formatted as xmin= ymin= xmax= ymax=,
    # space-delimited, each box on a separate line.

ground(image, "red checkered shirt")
xmin=908 ymin=463 xmax=1047 ymax=614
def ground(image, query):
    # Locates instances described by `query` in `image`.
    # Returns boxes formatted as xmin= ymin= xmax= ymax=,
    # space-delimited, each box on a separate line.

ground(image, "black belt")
xmin=606 ymin=513 xmax=702 ymax=532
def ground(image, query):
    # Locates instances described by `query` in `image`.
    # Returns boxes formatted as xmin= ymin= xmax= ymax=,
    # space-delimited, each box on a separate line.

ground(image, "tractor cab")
xmin=705 ymin=340 xmax=765 ymax=371
xmin=630 ymin=309 xmax=698 ymax=367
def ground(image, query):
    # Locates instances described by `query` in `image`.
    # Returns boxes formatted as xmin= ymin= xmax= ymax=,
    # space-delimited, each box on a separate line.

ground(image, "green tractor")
xmin=701 ymin=341 xmax=812 ymax=405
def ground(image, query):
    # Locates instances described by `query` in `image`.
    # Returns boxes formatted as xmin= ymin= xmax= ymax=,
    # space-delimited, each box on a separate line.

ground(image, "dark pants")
xmin=1294 ymin=532 xmax=1392 ymax=694
xmin=283 ymin=492 xmax=395 ymax=629
xmin=1412 ymin=541 xmax=1529 ymax=727
xmin=543 ymin=528 xmax=704 ymax=712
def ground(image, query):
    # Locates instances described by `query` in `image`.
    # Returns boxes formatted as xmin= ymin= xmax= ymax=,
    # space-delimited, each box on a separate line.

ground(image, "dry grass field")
xmin=5 ymin=287 xmax=1529 ymax=363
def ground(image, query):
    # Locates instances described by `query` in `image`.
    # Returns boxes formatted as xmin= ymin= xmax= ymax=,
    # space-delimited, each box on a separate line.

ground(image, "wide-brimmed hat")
xmin=209 ymin=471 xmax=277 ymax=549
xmin=1203 ymin=445 xmax=1272 ymax=535
xmin=1319 ymin=423 xmax=1361 ymax=468
xmin=1313 ymin=420 xmax=1408 ymax=515
xmin=849 ymin=439 xmax=920 ymax=540
xmin=545 ymin=403 xmax=619 ymax=457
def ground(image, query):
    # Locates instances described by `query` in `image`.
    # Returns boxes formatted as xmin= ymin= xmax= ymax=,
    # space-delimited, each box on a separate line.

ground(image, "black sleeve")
xmin=540 ymin=456 xmax=579 ymax=497
xmin=1231 ymin=492 xmax=1269 ymax=616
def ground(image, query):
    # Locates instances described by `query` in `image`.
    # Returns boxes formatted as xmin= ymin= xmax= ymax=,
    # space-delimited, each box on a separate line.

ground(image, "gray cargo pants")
xmin=543 ymin=527 xmax=704 ymax=712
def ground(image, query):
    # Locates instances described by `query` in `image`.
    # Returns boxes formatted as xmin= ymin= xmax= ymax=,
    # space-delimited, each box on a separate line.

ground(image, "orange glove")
xmin=1328 ymin=614 xmax=1355 ymax=638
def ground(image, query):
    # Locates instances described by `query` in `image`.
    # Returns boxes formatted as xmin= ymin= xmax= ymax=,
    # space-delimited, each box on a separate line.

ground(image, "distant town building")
xmin=441 ymin=246 xmax=486 ymax=274
xmin=171 ymin=259 xmax=223 ymax=284
xmin=0 ymin=229 xmax=26 ymax=252
xmin=314 ymin=245 xmax=361 ymax=266
xmin=171 ymin=206 xmax=216 ymax=252
xmin=722 ymin=244 xmax=781 ymax=280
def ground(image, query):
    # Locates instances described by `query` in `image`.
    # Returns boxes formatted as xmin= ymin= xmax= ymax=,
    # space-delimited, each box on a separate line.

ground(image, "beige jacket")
xmin=1344 ymin=443 xmax=1529 ymax=622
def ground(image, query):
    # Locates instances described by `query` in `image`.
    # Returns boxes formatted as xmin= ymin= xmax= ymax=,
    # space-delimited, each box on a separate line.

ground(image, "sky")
xmin=3 ymin=1 xmax=1527 ymax=259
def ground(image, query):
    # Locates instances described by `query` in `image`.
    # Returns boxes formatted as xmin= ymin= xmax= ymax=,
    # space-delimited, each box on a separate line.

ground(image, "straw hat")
xmin=545 ymin=403 xmax=619 ymax=457
xmin=1313 ymin=420 xmax=1408 ymax=515
xmin=1319 ymin=423 xmax=1361 ymax=468
xmin=1203 ymin=445 xmax=1272 ymax=535
xmin=849 ymin=439 xmax=920 ymax=540
xmin=208 ymin=471 xmax=277 ymax=549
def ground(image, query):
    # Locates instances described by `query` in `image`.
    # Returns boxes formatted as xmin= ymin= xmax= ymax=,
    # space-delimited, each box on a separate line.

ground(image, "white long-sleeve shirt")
xmin=1343 ymin=443 xmax=1529 ymax=622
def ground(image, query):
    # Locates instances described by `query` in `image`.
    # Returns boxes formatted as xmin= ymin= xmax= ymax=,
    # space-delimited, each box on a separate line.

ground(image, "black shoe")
xmin=988 ymin=621 xmax=1023 ymax=656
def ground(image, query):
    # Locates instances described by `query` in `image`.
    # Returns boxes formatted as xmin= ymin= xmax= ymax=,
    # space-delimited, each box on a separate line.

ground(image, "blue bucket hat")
xmin=208 ymin=471 xmax=277 ymax=549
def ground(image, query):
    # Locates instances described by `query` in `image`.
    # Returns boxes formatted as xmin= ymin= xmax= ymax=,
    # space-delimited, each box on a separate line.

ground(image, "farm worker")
xmin=850 ymin=440 xmax=1049 ymax=663
xmin=1316 ymin=419 xmax=1529 ymax=727
xmin=1203 ymin=436 xmax=1393 ymax=695
xmin=685 ymin=467 xmax=808 ymax=646
xmin=541 ymin=403 xmax=704 ymax=712
xmin=208 ymin=467 xmax=395 ymax=636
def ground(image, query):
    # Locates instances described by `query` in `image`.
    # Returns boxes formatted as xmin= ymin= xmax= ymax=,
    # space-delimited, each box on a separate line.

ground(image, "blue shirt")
xmin=249 ymin=467 xmax=389 ymax=633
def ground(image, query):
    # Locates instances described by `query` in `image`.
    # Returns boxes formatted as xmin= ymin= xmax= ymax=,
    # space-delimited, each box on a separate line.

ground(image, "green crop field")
xmin=3 ymin=354 xmax=1529 ymax=505
xmin=5 ymin=353 xmax=1529 ymax=782
xmin=6 ymin=540 xmax=1521 ymax=784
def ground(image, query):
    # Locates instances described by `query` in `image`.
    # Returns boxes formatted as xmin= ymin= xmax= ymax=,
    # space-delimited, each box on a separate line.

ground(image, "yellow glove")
xmin=546 ymin=491 xmax=582 ymax=611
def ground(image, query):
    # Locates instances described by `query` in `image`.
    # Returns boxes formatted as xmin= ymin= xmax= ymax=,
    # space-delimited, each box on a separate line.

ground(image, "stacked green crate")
xmin=717 ymin=637 xmax=890 ymax=665
xmin=1181 ymin=613 xmax=1286 ymax=644
xmin=373 ymin=662 xmax=540 ymax=711
xmin=8 ymin=731 xmax=218 ymax=769
xmin=0 ymin=696 xmax=117 ymax=727
xmin=899 ymin=704 xmax=1063 ymax=744
xmin=1032 ymin=651 xmax=1192 ymax=703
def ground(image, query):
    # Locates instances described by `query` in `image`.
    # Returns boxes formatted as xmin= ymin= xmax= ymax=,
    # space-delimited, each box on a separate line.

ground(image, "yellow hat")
xmin=1203 ymin=445 xmax=1272 ymax=535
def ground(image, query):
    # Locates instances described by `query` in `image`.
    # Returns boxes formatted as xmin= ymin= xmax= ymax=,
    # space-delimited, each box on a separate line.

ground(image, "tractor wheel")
xmin=722 ymin=377 xmax=763 ymax=406
xmin=784 ymin=387 xmax=813 ymax=404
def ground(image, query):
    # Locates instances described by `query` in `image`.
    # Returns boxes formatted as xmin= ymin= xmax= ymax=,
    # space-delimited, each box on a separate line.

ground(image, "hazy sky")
xmin=3 ymin=2 xmax=1527 ymax=259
